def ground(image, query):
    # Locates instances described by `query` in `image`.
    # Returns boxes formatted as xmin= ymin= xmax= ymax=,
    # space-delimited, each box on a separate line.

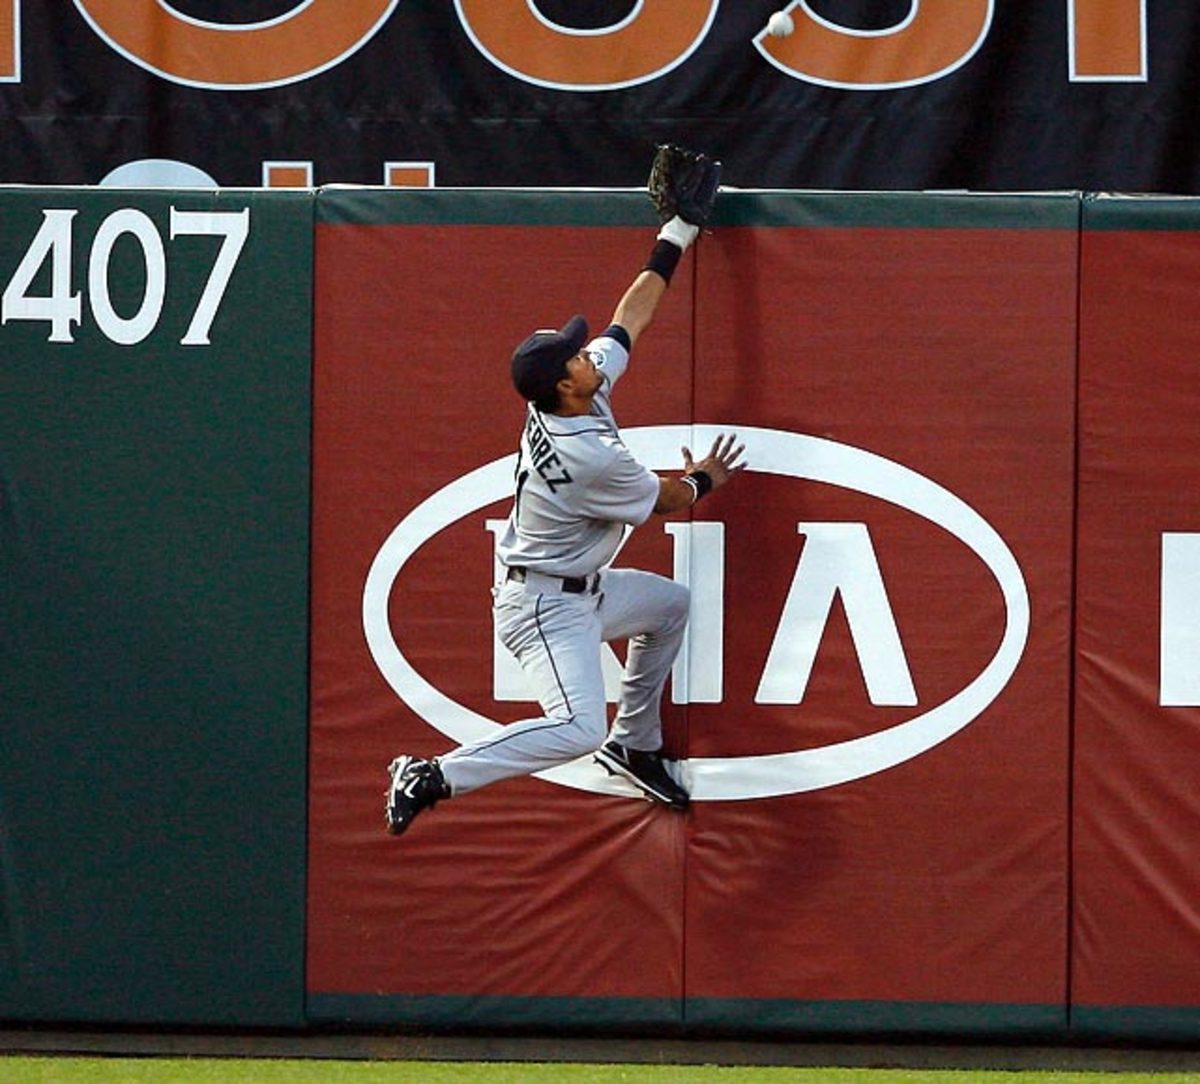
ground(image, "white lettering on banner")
xmin=2 ymin=0 xmax=20 ymax=82
xmin=757 ymin=523 xmax=916 ymax=706
xmin=72 ymin=0 xmax=401 ymax=91
xmin=754 ymin=0 xmax=993 ymax=92
xmin=363 ymin=426 xmax=1029 ymax=801
xmin=485 ymin=517 xmax=535 ymax=700
xmin=169 ymin=208 xmax=251 ymax=345
xmin=87 ymin=209 xmax=166 ymax=346
xmin=454 ymin=0 xmax=719 ymax=92
xmin=99 ymin=159 xmax=219 ymax=188
xmin=92 ymin=157 xmax=436 ymax=190
xmin=1069 ymin=0 xmax=1147 ymax=82
xmin=1 ymin=206 xmax=249 ymax=346
xmin=0 ymin=1 xmax=1150 ymax=92
xmin=2 ymin=210 xmax=81 ymax=343
xmin=666 ymin=520 xmax=725 ymax=704
xmin=1160 ymin=533 xmax=1200 ymax=707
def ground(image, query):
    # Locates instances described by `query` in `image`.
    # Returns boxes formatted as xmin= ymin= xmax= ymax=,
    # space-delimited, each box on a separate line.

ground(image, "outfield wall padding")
xmin=0 ymin=188 xmax=313 ymax=1026
xmin=1072 ymin=197 xmax=1200 ymax=1042
xmin=3 ymin=186 xmax=1200 ymax=1041
xmin=307 ymin=189 xmax=1079 ymax=1036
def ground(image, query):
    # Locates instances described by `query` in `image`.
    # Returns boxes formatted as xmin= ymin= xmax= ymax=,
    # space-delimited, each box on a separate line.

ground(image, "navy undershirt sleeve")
xmin=602 ymin=324 xmax=632 ymax=352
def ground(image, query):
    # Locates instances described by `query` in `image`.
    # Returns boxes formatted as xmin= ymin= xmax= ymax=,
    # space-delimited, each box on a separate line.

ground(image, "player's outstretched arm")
xmin=610 ymin=215 xmax=699 ymax=347
xmin=614 ymin=143 xmax=721 ymax=350
xmin=654 ymin=432 xmax=746 ymax=514
xmin=610 ymin=269 xmax=667 ymax=348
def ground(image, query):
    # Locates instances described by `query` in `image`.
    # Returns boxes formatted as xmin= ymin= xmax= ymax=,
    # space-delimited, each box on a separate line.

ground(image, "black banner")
xmin=2 ymin=1 xmax=1198 ymax=193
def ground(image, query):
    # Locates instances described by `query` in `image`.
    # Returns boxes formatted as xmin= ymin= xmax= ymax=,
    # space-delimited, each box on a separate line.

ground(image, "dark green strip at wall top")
xmin=1083 ymin=193 xmax=1200 ymax=230
xmin=317 ymin=187 xmax=1083 ymax=231
xmin=318 ymin=187 xmax=660 ymax=227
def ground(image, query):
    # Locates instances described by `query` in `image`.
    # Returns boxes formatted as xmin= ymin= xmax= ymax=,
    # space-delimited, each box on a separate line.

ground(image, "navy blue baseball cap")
xmin=510 ymin=314 xmax=588 ymax=401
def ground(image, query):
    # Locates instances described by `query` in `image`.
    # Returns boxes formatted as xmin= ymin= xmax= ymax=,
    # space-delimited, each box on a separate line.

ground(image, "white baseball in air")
xmin=766 ymin=10 xmax=795 ymax=38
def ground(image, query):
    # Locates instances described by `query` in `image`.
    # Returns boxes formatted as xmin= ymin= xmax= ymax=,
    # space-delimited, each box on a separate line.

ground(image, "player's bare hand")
xmin=682 ymin=432 xmax=746 ymax=490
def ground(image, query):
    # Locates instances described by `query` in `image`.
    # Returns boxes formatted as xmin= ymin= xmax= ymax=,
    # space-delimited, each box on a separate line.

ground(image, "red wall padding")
xmin=1073 ymin=209 xmax=1200 ymax=1023
xmin=308 ymin=191 xmax=1200 ymax=1038
xmin=685 ymin=224 xmax=1075 ymax=1014
xmin=308 ymin=223 xmax=695 ymax=1009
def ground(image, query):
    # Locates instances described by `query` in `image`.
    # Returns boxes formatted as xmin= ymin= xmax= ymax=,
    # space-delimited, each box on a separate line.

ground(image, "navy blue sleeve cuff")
xmin=601 ymin=324 xmax=632 ymax=352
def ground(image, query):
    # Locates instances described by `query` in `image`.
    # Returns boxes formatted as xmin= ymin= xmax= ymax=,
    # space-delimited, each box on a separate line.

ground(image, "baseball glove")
xmin=647 ymin=143 xmax=722 ymax=227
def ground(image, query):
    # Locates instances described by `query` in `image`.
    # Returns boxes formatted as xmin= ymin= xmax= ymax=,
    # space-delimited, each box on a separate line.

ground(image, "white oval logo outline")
xmin=362 ymin=425 xmax=1029 ymax=801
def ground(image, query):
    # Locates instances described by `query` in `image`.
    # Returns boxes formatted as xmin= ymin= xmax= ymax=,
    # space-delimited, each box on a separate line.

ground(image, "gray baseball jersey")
xmin=495 ymin=328 xmax=660 ymax=578
xmin=437 ymin=324 xmax=691 ymax=799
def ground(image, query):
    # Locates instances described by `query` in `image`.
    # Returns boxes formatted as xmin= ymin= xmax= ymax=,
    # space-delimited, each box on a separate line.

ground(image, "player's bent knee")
xmin=562 ymin=706 xmax=608 ymax=756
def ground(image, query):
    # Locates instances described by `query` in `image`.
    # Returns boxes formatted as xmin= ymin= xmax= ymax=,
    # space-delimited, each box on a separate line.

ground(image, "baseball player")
xmin=386 ymin=148 xmax=741 ymax=835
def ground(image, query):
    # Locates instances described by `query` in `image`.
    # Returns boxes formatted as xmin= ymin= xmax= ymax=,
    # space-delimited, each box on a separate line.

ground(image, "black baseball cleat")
xmin=385 ymin=755 xmax=450 ymax=835
xmin=594 ymin=741 xmax=690 ymax=811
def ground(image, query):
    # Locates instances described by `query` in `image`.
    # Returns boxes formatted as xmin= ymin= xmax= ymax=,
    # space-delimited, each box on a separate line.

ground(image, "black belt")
xmin=506 ymin=566 xmax=600 ymax=595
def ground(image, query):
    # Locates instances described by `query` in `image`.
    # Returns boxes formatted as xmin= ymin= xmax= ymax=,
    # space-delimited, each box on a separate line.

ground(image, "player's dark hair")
xmin=533 ymin=391 xmax=560 ymax=414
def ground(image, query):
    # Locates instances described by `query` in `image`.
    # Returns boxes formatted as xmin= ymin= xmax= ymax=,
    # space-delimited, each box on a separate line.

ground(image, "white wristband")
xmin=658 ymin=215 xmax=700 ymax=252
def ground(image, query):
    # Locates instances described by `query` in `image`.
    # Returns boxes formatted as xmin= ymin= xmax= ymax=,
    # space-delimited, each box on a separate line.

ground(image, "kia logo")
xmin=363 ymin=425 xmax=1029 ymax=801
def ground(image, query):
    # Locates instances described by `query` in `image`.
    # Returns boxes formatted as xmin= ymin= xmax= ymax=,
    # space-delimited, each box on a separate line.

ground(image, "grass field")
xmin=4 ymin=1061 xmax=1200 ymax=1083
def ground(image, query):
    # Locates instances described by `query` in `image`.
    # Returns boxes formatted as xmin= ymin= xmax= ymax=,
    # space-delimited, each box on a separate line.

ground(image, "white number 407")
xmin=1 ymin=206 xmax=250 ymax=346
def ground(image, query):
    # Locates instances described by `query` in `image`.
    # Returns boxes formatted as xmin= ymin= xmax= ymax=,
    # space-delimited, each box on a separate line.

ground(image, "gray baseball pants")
xmin=438 ymin=568 xmax=690 ymax=795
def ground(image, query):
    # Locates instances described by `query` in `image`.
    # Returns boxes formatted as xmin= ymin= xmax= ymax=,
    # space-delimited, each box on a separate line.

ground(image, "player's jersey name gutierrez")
xmin=496 ymin=332 xmax=660 ymax=577
xmin=524 ymin=410 xmax=573 ymax=492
